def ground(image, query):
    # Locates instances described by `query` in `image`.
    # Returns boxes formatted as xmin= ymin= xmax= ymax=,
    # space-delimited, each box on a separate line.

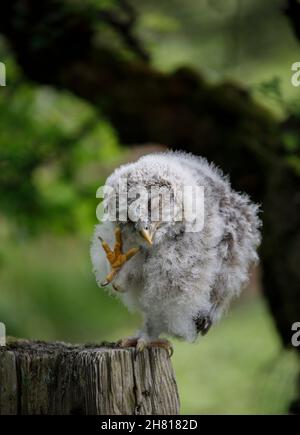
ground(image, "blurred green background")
xmin=0 ymin=0 xmax=300 ymax=414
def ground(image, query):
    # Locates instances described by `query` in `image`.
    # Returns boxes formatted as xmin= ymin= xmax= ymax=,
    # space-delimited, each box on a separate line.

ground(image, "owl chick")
xmin=90 ymin=151 xmax=261 ymax=354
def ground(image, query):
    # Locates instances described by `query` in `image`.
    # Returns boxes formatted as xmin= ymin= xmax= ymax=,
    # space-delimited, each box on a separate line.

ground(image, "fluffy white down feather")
xmin=90 ymin=151 xmax=261 ymax=342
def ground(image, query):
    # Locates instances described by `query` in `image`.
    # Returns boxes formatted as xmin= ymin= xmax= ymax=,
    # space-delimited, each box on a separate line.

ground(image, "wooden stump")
xmin=0 ymin=340 xmax=180 ymax=415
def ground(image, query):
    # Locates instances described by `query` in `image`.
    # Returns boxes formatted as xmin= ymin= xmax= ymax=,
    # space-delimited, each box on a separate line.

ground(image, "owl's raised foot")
xmin=99 ymin=226 xmax=139 ymax=287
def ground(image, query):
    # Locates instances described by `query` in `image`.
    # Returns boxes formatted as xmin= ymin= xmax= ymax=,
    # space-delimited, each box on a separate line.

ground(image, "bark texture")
xmin=0 ymin=341 xmax=180 ymax=415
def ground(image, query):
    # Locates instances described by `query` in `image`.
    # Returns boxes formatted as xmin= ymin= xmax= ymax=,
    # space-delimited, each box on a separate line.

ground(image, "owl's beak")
xmin=139 ymin=228 xmax=153 ymax=246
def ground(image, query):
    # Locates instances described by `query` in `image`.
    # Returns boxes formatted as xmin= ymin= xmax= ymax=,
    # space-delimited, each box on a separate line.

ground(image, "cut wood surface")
xmin=0 ymin=340 xmax=180 ymax=415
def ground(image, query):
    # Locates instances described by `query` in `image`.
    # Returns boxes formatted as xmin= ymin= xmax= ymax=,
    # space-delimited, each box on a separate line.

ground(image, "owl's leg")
xmin=135 ymin=321 xmax=173 ymax=356
xmin=118 ymin=328 xmax=173 ymax=357
xmin=99 ymin=227 xmax=139 ymax=287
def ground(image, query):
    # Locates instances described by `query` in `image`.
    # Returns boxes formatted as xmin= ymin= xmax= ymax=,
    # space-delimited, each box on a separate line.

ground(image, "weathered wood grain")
xmin=0 ymin=341 xmax=180 ymax=415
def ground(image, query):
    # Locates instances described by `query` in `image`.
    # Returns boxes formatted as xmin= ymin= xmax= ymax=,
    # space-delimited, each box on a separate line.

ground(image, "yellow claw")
xmin=99 ymin=227 xmax=139 ymax=288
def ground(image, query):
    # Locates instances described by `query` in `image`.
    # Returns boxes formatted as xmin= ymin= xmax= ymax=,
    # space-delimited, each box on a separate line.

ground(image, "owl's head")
xmin=116 ymin=181 xmax=184 ymax=248
xmin=104 ymin=153 xmax=196 ymax=248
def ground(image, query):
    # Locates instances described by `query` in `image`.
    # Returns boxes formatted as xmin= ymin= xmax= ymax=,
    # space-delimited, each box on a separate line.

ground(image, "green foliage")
xmin=253 ymin=77 xmax=285 ymax=110
xmin=250 ymin=77 xmax=300 ymax=177
xmin=282 ymin=122 xmax=300 ymax=177
xmin=0 ymin=45 xmax=122 ymax=235
xmin=282 ymin=132 xmax=299 ymax=153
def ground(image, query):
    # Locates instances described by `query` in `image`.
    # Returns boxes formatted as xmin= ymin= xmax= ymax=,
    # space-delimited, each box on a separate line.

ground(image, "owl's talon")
xmin=149 ymin=339 xmax=173 ymax=357
xmin=117 ymin=335 xmax=173 ymax=357
xmin=117 ymin=337 xmax=138 ymax=348
xmin=133 ymin=338 xmax=173 ymax=357
xmin=136 ymin=338 xmax=147 ymax=353
xmin=98 ymin=227 xmax=139 ymax=286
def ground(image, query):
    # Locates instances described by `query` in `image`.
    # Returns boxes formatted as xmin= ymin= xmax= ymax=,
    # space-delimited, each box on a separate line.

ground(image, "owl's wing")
xmin=210 ymin=191 xmax=261 ymax=317
xmin=90 ymin=221 xmax=115 ymax=288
